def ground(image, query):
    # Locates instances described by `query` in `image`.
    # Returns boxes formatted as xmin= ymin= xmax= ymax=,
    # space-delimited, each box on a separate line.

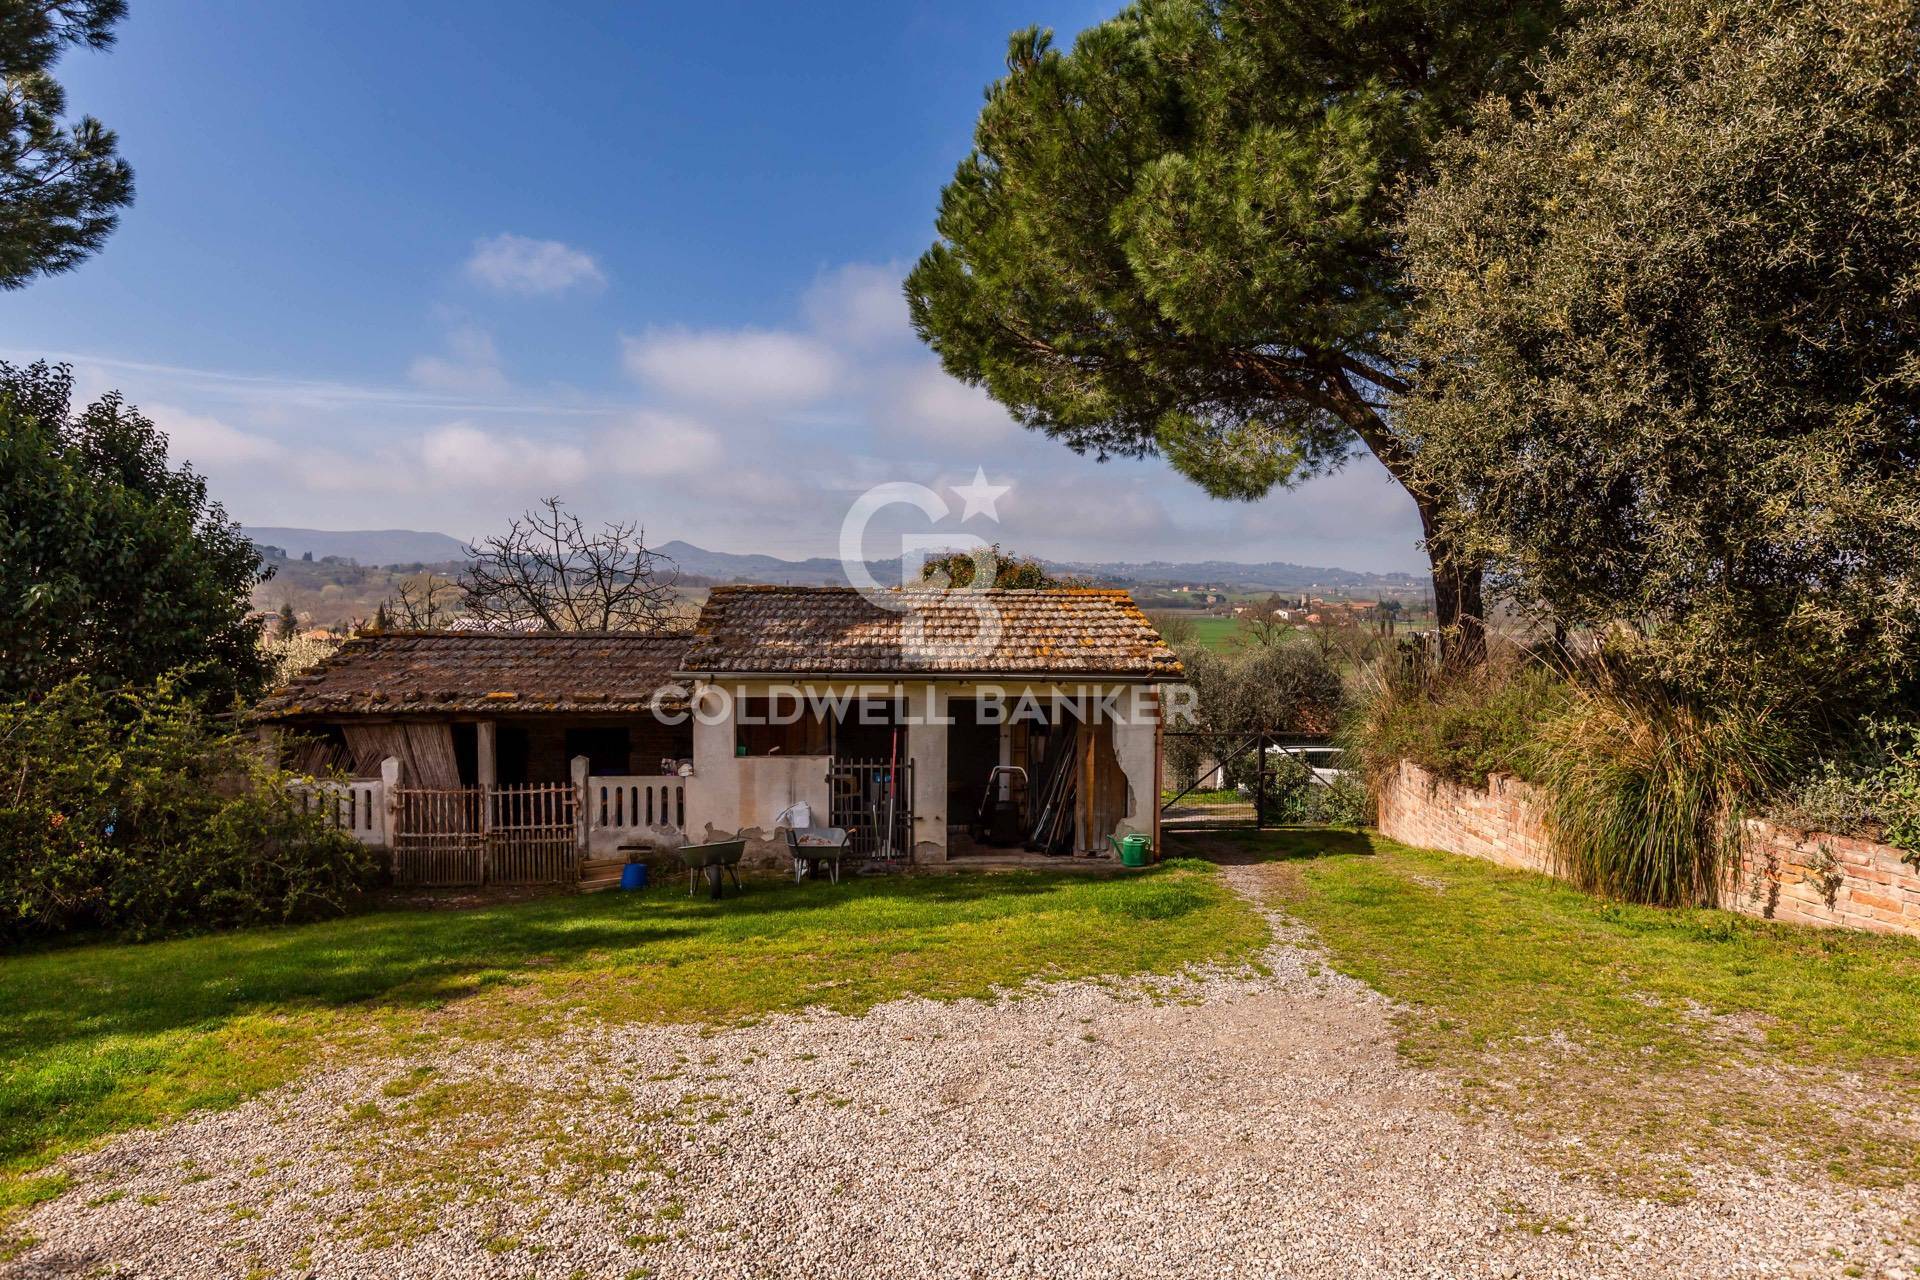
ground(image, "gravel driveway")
xmin=9 ymin=862 xmax=1915 ymax=1279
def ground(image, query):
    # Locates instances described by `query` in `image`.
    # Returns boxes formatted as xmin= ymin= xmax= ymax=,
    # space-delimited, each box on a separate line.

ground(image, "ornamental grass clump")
xmin=1525 ymin=673 xmax=1811 ymax=907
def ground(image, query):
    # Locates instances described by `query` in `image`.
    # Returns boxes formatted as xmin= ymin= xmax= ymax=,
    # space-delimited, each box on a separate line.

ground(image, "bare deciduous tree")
xmin=460 ymin=497 xmax=679 ymax=632
xmin=381 ymin=573 xmax=461 ymax=629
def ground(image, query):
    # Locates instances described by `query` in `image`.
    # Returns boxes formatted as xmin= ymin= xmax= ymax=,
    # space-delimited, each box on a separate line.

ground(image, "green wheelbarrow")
xmin=676 ymin=837 xmax=746 ymax=899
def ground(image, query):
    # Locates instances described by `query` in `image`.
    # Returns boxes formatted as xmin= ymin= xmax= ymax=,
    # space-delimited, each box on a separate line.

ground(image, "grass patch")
xmin=1181 ymin=827 xmax=1920 ymax=1194
xmin=0 ymin=860 xmax=1260 ymax=1219
xmin=1185 ymin=617 xmax=1243 ymax=652
xmin=1161 ymin=788 xmax=1246 ymax=807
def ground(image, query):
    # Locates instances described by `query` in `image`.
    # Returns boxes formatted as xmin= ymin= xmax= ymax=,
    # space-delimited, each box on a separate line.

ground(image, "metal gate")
xmin=391 ymin=783 xmax=580 ymax=887
xmin=1160 ymin=731 xmax=1345 ymax=829
xmin=827 ymin=757 xmax=914 ymax=861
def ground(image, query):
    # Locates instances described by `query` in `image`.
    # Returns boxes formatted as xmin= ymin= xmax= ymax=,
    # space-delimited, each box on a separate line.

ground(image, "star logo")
xmin=952 ymin=467 xmax=1010 ymax=523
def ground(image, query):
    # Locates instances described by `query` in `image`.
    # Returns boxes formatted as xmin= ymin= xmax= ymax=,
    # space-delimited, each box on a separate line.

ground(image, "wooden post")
xmin=1076 ymin=721 xmax=1094 ymax=854
xmin=379 ymin=756 xmax=401 ymax=850
xmin=570 ymin=754 xmax=590 ymax=858
xmin=476 ymin=720 xmax=498 ymax=787
xmin=1151 ymin=688 xmax=1163 ymax=856
xmin=1254 ymin=733 xmax=1268 ymax=830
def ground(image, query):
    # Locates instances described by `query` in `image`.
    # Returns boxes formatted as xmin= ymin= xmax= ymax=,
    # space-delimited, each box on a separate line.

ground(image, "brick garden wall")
xmin=1376 ymin=760 xmax=1920 ymax=939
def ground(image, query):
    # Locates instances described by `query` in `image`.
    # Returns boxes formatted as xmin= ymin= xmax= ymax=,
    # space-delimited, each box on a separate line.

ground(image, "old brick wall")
xmin=1375 ymin=761 xmax=1558 ymax=877
xmin=1376 ymin=760 xmax=1920 ymax=939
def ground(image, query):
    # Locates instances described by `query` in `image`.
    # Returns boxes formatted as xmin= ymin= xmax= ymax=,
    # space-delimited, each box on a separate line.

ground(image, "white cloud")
xmin=408 ymin=324 xmax=508 ymax=394
xmin=464 ymin=233 xmax=606 ymax=296
xmin=600 ymin=410 xmax=726 ymax=477
xmin=890 ymin=364 xmax=1017 ymax=445
xmin=151 ymin=404 xmax=283 ymax=467
xmin=21 ymin=258 xmax=1433 ymax=573
xmin=803 ymin=262 xmax=911 ymax=348
xmin=417 ymin=423 xmax=589 ymax=491
xmin=621 ymin=327 xmax=839 ymax=410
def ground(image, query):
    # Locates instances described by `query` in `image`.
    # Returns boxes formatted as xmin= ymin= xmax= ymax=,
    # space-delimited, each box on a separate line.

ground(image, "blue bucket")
xmin=620 ymin=863 xmax=648 ymax=891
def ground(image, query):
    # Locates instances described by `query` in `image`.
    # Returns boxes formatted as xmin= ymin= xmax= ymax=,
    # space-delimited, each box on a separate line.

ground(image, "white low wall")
xmin=585 ymin=775 xmax=692 ymax=856
xmin=294 ymin=778 xmax=386 ymax=847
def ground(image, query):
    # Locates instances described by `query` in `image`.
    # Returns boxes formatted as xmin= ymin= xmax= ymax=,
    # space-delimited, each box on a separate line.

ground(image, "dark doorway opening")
xmin=565 ymin=726 xmax=632 ymax=776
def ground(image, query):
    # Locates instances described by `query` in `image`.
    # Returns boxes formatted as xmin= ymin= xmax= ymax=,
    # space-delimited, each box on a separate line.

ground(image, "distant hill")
xmin=242 ymin=527 xmax=469 ymax=567
xmin=652 ymin=540 xmax=902 ymax=587
xmin=245 ymin=527 xmax=1422 ymax=602
xmin=1052 ymin=557 xmax=1423 ymax=593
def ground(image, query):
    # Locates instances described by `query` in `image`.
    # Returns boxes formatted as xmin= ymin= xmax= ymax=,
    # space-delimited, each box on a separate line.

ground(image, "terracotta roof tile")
xmin=250 ymin=631 xmax=692 ymax=720
xmin=678 ymin=586 xmax=1182 ymax=679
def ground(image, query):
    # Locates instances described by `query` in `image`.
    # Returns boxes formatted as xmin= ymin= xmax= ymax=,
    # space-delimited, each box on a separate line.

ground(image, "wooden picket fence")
xmin=390 ymin=783 xmax=579 ymax=887
xmin=487 ymin=783 xmax=581 ymax=884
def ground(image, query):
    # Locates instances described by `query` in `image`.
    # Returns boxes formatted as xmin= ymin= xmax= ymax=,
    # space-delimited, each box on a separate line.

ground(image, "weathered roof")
xmin=678 ymin=586 xmax=1183 ymax=679
xmin=251 ymin=631 xmax=692 ymax=720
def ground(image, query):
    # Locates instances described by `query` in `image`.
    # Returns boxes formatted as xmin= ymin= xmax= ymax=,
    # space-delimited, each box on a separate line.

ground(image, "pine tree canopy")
xmin=0 ymin=0 xmax=134 ymax=288
xmin=905 ymin=0 xmax=1563 ymax=657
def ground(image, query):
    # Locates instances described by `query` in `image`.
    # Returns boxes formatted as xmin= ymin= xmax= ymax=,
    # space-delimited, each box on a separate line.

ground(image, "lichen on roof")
xmin=250 ymin=630 xmax=693 ymax=720
xmin=677 ymin=585 xmax=1182 ymax=679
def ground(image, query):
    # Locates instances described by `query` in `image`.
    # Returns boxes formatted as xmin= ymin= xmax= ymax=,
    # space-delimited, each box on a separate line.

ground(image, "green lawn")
xmin=1160 ymin=787 xmax=1248 ymax=807
xmin=0 ymin=862 xmax=1263 ymax=1223
xmin=1175 ymin=827 xmax=1920 ymax=1195
xmin=1186 ymin=616 xmax=1242 ymax=651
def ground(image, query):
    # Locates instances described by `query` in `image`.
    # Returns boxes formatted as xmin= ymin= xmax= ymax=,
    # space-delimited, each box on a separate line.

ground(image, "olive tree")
xmin=1399 ymin=0 xmax=1920 ymax=701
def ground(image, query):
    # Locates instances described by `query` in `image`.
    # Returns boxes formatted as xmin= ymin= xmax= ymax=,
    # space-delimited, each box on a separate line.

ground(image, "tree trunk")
xmin=1413 ymin=492 xmax=1486 ymax=671
xmin=1322 ymin=371 xmax=1485 ymax=669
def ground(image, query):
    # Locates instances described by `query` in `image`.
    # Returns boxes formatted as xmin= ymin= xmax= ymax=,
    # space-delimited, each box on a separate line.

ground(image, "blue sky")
xmin=0 ymin=1 xmax=1424 ymax=572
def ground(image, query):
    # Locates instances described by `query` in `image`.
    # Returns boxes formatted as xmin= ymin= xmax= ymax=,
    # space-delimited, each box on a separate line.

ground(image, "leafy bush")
xmin=1769 ymin=761 xmax=1887 ymax=841
xmin=1770 ymin=721 xmax=1920 ymax=861
xmin=0 ymin=677 xmax=379 ymax=942
xmin=1287 ymin=770 xmax=1374 ymax=828
xmin=1165 ymin=641 xmax=1346 ymax=791
xmin=1344 ymin=657 xmax=1569 ymax=790
xmin=0 ymin=362 xmax=273 ymax=707
xmin=1881 ymin=725 xmax=1920 ymax=857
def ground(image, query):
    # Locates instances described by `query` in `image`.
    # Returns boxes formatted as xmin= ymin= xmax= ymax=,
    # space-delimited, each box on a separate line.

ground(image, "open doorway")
xmin=946 ymin=698 xmax=1004 ymax=849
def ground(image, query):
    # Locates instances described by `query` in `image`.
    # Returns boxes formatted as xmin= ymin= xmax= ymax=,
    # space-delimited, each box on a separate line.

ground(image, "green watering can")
xmin=1106 ymin=833 xmax=1153 ymax=867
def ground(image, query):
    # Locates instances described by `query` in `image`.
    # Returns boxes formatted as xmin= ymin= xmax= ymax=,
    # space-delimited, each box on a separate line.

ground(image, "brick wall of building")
xmin=1375 ymin=760 xmax=1920 ymax=939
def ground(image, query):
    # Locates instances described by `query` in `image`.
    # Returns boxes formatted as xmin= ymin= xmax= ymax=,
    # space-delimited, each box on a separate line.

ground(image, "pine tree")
xmin=0 ymin=1 xmax=135 ymax=287
xmin=907 ymin=0 xmax=1564 ymax=665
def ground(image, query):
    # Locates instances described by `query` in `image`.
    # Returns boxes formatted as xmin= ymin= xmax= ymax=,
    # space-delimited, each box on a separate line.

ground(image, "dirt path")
xmin=9 ymin=862 xmax=1915 ymax=1279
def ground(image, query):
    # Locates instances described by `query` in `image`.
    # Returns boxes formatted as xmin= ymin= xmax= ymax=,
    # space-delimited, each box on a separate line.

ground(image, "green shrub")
xmin=1344 ymin=658 xmax=1569 ymax=790
xmin=1768 ymin=760 xmax=1887 ymax=841
xmin=0 ymin=677 xmax=379 ymax=942
xmin=1771 ymin=721 xmax=1920 ymax=861
xmin=1298 ymin=771 xmax=1373 ymax=827
xmin=1879 ymin=723 xmax=1920 ymax=857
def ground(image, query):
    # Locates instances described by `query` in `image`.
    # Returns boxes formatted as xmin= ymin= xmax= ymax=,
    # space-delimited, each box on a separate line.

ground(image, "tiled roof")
xmin=678 ymin=586 xmax=1183 ymax=679
xmin=250 ymin=631 xmax=692 ymax=720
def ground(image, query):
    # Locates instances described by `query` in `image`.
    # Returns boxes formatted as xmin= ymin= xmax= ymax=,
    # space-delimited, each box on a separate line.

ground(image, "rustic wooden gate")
xmin=391 ymin=784 xmax=580 ymax=887
xmin=487 ymin=782 xmax=580 ymax=884
xmin=392 ymin=787 xmax=486 ymax=886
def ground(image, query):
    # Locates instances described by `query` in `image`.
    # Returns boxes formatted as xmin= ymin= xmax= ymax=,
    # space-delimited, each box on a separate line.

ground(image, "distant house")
xmin=252 ymin=586 xmax=1181 ymax=881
